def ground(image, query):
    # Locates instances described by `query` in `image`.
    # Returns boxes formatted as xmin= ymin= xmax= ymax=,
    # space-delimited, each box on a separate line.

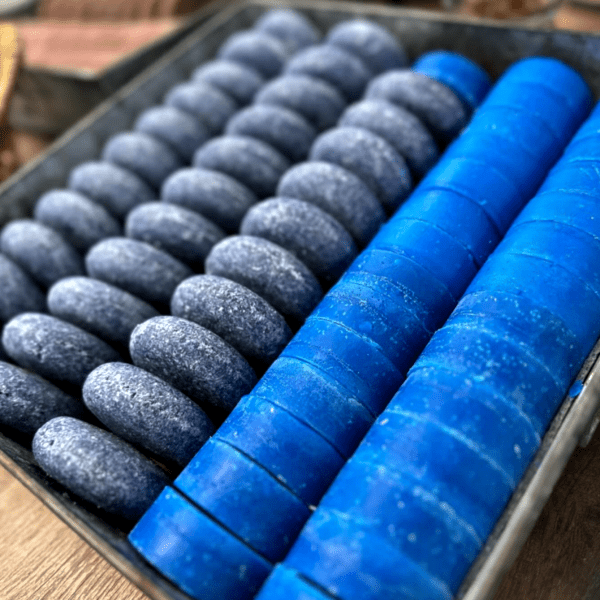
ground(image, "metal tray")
xmin=1 ymin=2 xmax=600 ymax=599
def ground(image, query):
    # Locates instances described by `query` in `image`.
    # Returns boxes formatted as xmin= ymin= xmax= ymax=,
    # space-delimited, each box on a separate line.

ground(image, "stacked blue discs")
xmin=258 ymin=95 xmax=600 ymax=600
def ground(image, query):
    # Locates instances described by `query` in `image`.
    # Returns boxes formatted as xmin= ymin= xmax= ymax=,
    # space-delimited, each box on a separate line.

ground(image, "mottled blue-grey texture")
xmin=284 ymin=45 xmax=372 ymax=102
xmin=0 ymin=220 xmax=84 ymax=289
xmin=33 ymin=416 xmax=168 ymax=520
xmin=205 ymin=235 xmax=322 ymax=324
xmin=277 ymin=162 xmax=385 ymax=247
xmin=192 ymin=60 xmax=264 ymax=106
xmin=85 ymin=238 xmax=192 ymax=308
xmin=325 ymin=19 xmax=408 ymax=74
xmin=102 ymin=132 xmax=183 ymax=190
xmin=0 ymin=361 xmax=84 ymax=434
xmin=161 ymin=167 xmax=258 ymax=233
xmin=217 ymin=30 xmax=288 ymax=79
xmin=254 ymin=74 xmax=346 ymax=132
xmin=83 ymin=362 xmax=214 ymax=466
xmin=68 ymin=161 xmax=155 ymax=219
xmin=130 ymin=316 xmax=257 ymax=413
xmin=366 ymin=70 xmax=468 ymax=142
xmin=309 ymin=126 xmax=412 ymax=213
xmin=254 ymin=9 xmax=319 ymax=53
xmin=34 ymin=189 xmax=122 ymax=253
xmin=164 ymin=81 xmax=238 ymax=136
xmin=2 ymin=313 xmax=120 ymax=387
xmin=125 ymin=202 xmax=225 ymax=271
xmin=171 ymin=274 xmax=292 ymax=367
xmin=225 ymin=105 xmax=317 ymax=163
xmin=240 ymin=197 xmax=357 ymax=285
xmin=134 ymin=105 xmax=210 ymax=162
xmin=47 ymin=277 xmax=159 ymax=349
xmin=0 ymin=254 xmax=46 ymax=324
xmin=193 ymin=136 xmax=290 ymax=199
xmin=339 ymin=99 xmax=439 ymax=177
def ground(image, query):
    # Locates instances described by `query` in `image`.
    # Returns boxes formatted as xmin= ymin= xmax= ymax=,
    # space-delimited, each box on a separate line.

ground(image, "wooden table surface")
xmin=3 ymin=3 xmax=600 ymax=600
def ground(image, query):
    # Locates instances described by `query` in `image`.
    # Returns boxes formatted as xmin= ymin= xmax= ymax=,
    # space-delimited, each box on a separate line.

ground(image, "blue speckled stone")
xmin=129 ymin=486 xmax=272 ymax=600
xmin=254 ymin=9 xmax=319 ymax=53
xmin=47 ymin=276 xmax=159 ymax=349
xmin=240 ymin=197 xmax=358 ymax=285
xmin=339 ymin=99 xmax=439 ymax=177
xmin=33 ymin=416 xmax=168 ymax=520
xmin=134 ymin=105 xmax=210 ymax=162
xmin=0 ymin=220 xmax=84 ymax=289
xmin=2 ymin=313 xmax=120 ymax=387
xmin=193 ymin=136 xmax=290 ymax=199
xmin=277 ymin=162 xmax=385 ymax=248
xmin=129 ymin=316 xmax=257 ymax=414
xmin=0 ymin=361 xmax=84 ymax=434
xmin=205 ymin=235 xmax=322 ymax=325
xmin=225 ymin=105 xmax=317 ymax=163
xmin=192 ymin=60 xmax=265 ymax=105
xmin=254 ymin=74 xmax=346 ymax=132
xmin=164 ymin=80 xmax=238 ymax=135
xmin=366 ymin=70 xmax=468 ymax=142
xmin=0 ymin=254 xmax=46 ymax=324
xmin=255 ymin=565 xmax=333 ymax=600
xmin=83 ymin=362 xmax=214 ymax=466
xmin=68 ymin=161 xmax=155 ymax=219
xmin=216 ymin=393 xmax=345 ymax=506
xmin=326 ymin=19 xmax=408 ymax=74
xmin=125 ymin=202 xmax=225 ymax=271
xmin=34 ymin=189 xmax=122 ymax=252
xmin=284 ymin=44 xmax=372 ymax=102
xmin=309 ymin=126 xmax=412 ymax=213
xmin=538 ymin=159 xmax=600 ymax=197
xmin=412 ymin=50 xmax=492 ymax=113
xmin=161 ymin=167 xmax=258 ymax=233
xmin=175 ymin=437 xmax=311 ymax=562
xmin=85 ymin=238 xmax=193 ymax=308
xmin=102 ymin=132 xmax=183 ymax=190
xmin=171 ymin=274 xmax=292 ymax=368
xmin=217 ymin=30 xmax=289 ymax=79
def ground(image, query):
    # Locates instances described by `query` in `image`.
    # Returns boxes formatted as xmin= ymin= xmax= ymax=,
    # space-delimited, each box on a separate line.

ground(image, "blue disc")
xmin=254 ymin=9 xmax=319 ymax=53
xmin=255 ymin=564 xmax=333 ymax=600
xmin=0 ymin=254 xmax=46 ymax=324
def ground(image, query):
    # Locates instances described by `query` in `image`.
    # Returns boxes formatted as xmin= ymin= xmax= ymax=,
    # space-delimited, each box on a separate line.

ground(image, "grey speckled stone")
xmin=284 ymin=45 xmax=372 ymax=102
xmin=83 ymin=362 xmax=214 ymax=466
xmin=0 ymin=361 xmax=84 ymax=434
xmin=0 ymin=254 xmax=46 ymax=324
xmin=254 ymin=74 xmax=346 ymax=132
xmin=193 ymin=136 xmax=290 ymax=199
xmin=325 ymin=19 xmax=408 ymax=74
xmin=339 ymin=99 xmax=439 ymax=177
xmin=130 ymin=316 xmax=257 ymax=414
xmin=125 ymin=202 xmax=225 ymax=271
xmin=102 ymin=132 xmax=183 ymax=190
xmin=217 ymin=30 xmax=289 ymax=79
xmin=161 ymin=167 xmax=258 ymax=233
xmin=205 ymin=235 xmax=322 ymax=325
xmin=68 ymin=161 xmax=155 ymax=219
xmin=34 ymin=189 xmax=122 ymax=253
xmin=240 ymin=197 xmax=358 ymax=285
xmin=134 ymin=105 xmax=210 ymax=163
xmin=164 ymin=81 xmax=238 ymax=136
xmin=225 ymin=105 xmax=317 ymax=163
xmin=365 ymin=70 xmax=468 ymax=142
xmin=276 ymin=162 xmax=385 ymax=248
xmin=85 ymin=238 xmax=193 ymax=308
xmin=2 ymin=313 xmax=120 ymax=387
xmin=192 ymin=60 xmax=265 ymax=106
xmin=0 ymin=220 xmax=84 ymax=289
xmin=309 ymin=126 xmax=412 ymax=213
xmin=171 ymin=274 xmax=292 ymax=368
xmin=33 ymin=416 xmax=168 ymax=520
xmin=47 ymin=277 xmax=159 ymax=349
xmin=254 ymin=9 xmax=319 ymax=53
